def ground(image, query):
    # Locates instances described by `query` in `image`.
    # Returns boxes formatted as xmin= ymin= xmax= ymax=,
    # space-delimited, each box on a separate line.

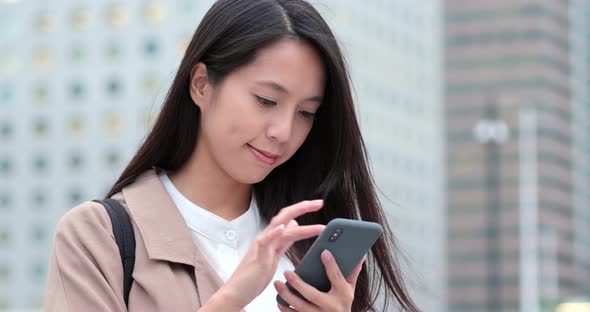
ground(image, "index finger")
xmin=321 ymin=250 xmax=348 ymax=293
xmin=270 ymin=200 xmax=323 ymax=227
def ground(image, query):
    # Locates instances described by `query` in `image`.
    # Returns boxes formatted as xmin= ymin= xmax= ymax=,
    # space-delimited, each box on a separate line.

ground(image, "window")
xmin=143 ymin=2 xmax=167 ymax=25
xmin=142 ymin=74 xmax=160 ymax=96
xmin=0 ymin=157 xmax=13 ymax=176
xmin=32 ymin=189 xmax=47 ymax=210
xmin=69 ymin=80 xmax=86 ymax=100
xmin=34 ymin=13 xmax=54 ymax=33
xmin=106 ymin=150 xmax=121 ymax=168
xmin=68 ymin=188 xmax=84 ymax=206
xmin=68 ymin=115 xmax=85 ymax=136
xmin=0 ymin=192 xmax=12 ymax=211
xmin=30 ymin=224 xmax=48 ymax=245
xmin=0 ymin=85 xmax=13 ymax=104
xmin=33 ymin=48 xmax=52 ymax=72
xmin=32 ymin=117 xmax=49 ymax=138
xmin=177 ymin=37 xmax=190 ymax=58
xmin=0 ymin=299 xmax=8 ymax=311
xmin=105 ymin=41 xmax=122 ymax=61
xmin=30 ymin=261 xmax=46 ymax=282
xmin=0 ymin=122 xmax=12 ymax=139
xmin=107 ymin=5 xmax=128 ymax=28
xmin=103 ymin=113 xmax=122 ymax=135
xmin=0 ymin=262 xmax=12 ymax=285
xmin=106 ymin=78 xmax=123 ymax=97
xmin=69 ymin=43 xmax=86 ymax=63
xmin=32 ymin=82 xmax=49 ymax=102
xmin=68 ymin=151 xmax=84 ymax=170
xmin=32 ymin=154 xmax=49 ymax=174
xmin=0 ymin=227 xmax=11 ymax=247
xmin=71 ymin=8 xmax=93 ymax=31
xmin=143 ymin=38 xmax=160 ymax=57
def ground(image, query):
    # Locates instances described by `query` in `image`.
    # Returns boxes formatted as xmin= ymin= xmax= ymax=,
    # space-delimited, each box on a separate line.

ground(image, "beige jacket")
xmin=44 ymin=169 xmax=248 ymax=311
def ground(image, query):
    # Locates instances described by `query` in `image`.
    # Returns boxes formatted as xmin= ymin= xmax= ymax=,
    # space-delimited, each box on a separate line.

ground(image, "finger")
xmin=346 ymin=255 xmax=366 ymax=285
xmin=321 ymin=250 xmax=347 ymax=292
xmin=270 ymin=200 xmax=323 ymax=227
xmin=282 ymin=224 xmax=325 ymax=242
xmin=286 ymin=219 xmax=299 ymax=228
xmin=275 ymin=225 xmax=325 ymax=255
xmin=283 ymin=270 xmax=329 ymax=306
xmin=274 ymin=281 xmax=317 ymax=311
xmin=258 ymin=223 xmax=285 ymax=247
xmin=277 ymin=303 xmax=296 ymax=312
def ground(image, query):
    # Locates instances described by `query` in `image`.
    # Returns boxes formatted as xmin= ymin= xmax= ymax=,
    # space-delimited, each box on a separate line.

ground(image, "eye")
xmin=300 ymin=111 xmax=317 ymax=120
xmin=255 ymin=95 xmax=277 ymax=107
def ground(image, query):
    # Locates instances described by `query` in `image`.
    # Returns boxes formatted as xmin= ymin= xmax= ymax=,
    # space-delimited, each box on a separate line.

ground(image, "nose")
xmin=267 ymin=111 xmax=294 ymax=143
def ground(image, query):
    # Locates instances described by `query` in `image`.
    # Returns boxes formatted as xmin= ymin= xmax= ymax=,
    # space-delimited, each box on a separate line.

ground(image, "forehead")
xmin=230 ymin=38 xmax=326 ymax=96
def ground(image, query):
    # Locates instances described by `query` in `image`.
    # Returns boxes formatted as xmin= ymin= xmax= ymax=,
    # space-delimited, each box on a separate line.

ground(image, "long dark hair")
xmin=106 ymin=0 xmax=418 ymax=311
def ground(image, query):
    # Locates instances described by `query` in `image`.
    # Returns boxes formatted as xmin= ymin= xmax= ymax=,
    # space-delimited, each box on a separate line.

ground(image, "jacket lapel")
xmin=122 ymin=168 xmax=231 ymax=307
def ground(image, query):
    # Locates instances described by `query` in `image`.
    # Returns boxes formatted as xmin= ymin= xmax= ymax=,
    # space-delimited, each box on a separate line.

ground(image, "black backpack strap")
xmin=93 ymin=198 xmax=136 ymax=308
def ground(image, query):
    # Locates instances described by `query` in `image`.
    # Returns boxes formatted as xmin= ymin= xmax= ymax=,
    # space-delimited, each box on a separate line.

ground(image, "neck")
xmin=168 ymin=144 xmax=252 ymax=221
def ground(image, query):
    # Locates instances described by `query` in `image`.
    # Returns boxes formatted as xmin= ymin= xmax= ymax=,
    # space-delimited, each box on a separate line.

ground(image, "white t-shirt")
xmin=159 ymin=172 xmax=295 ymax=311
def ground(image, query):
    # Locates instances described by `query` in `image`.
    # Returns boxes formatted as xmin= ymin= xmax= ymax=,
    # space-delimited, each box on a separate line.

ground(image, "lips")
xmin=247 ymin=144 xmax=279 ymax=165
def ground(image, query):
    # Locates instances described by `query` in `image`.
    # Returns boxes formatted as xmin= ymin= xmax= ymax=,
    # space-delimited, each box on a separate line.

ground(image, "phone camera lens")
xmin=329 ymin=229 xmax=342 ymax=242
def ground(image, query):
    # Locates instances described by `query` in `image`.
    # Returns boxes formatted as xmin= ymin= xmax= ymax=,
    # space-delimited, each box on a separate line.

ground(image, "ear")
xmin=189 ymin=62 xmax=212 ymax=110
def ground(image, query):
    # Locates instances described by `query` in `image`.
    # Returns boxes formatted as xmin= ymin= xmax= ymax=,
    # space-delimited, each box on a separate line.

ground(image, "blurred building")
xmin=0 ymin=1 xmax=217 ymax=310
xmin=570 ymin=0 xmax=590 ymax=305
xmin=446 ymin=1 xmax=590 ymax=311
xmin=0 ymin=0 xmax=444 ymax=311
xmin=317 ymin=1 xmax=445 ymax=311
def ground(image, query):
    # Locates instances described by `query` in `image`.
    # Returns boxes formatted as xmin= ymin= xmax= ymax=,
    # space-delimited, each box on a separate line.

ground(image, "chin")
xmin=232 ymin=169 xmax=272 ymax=185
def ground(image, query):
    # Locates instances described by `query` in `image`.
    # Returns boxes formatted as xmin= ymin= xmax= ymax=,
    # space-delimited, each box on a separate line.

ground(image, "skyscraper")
xmin=0 ymin=1 xmax=217 ymax=309
xmin=446 ymin=1 xmax=590 ymax=311
xmin=317 ymin=1 xmax=445 ymax=311
xmin=570 ymin=0 xmax=590 ymax=300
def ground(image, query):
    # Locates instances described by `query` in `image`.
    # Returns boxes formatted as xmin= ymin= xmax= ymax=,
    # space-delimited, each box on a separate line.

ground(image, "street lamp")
xmin=473 ymin=99 xmax=541 ymax=312
xmin=473 ymin=118 xmax=510 ymax=144
xmin=472 ymin=100 xmax=509 ymax=312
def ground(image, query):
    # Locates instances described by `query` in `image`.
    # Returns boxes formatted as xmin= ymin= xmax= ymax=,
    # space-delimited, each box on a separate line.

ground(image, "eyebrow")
xmin=255 ymin=80 xmax=323 ymax=103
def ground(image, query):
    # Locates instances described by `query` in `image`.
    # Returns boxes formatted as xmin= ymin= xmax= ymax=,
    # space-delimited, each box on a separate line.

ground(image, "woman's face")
xmin=190 ymin=38 xmax=326 ymax=184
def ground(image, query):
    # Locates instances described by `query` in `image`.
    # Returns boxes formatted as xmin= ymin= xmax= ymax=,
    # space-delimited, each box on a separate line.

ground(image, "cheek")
xmin=226 ymin=121 xmax=240 ymax=136
xmin=211 ymin=98 xmax=262 ymax=145
xmin=226 ymin=108 xmax=259 ymax=138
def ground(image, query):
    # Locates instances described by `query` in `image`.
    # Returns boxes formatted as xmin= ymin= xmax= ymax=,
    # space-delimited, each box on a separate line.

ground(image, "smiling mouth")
xmin=247 ymin=144 xmax=278 ymax=165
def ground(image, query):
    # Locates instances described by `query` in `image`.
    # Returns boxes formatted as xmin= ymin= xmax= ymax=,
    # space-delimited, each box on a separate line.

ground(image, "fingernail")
xmin=274 ymin=281 xmax=281 ymax=291
xmin=321 ymin=249 xmax=332 ymax=261
xmin=313 ymin=199 xmax=323 ymax=204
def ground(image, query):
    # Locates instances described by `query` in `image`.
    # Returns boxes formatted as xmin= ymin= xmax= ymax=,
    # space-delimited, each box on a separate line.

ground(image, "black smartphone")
xmin=277 ymin=218 xmax=383 ymax=306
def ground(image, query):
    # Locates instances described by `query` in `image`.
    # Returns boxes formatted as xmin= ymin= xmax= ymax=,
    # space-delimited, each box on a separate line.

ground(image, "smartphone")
xmin=276 ymin=218 xmax=383 ymax=306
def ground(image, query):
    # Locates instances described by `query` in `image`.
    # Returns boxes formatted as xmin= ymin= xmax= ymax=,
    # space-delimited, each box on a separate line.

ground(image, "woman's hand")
xmin=206 ymin=200 xmax=325 ymax=311
xmin=273 ymin=250 xmax=366 ymax=312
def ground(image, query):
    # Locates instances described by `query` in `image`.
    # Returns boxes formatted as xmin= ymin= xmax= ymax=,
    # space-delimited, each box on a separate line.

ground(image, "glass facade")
xmin=446 ymin=1 xmax=590 ymax=311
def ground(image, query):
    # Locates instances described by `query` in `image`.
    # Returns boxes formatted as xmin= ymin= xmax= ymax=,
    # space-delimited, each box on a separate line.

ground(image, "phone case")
xmin=276 ymin=218 xmax=383 ymax=306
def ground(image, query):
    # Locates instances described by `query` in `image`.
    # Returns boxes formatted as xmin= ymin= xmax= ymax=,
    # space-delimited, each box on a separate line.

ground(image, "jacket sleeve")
xmin=44 ymin=201 xmax=127 ymax=312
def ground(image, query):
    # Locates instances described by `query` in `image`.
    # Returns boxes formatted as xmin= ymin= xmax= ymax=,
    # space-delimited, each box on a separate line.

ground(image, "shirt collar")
xmin=159 ymin=171 xmax=260 ymax=249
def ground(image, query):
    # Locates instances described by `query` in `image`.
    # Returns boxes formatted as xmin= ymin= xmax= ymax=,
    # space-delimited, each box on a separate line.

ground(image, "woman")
xmin=44 ymin=0 xmax=419 ymax=311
